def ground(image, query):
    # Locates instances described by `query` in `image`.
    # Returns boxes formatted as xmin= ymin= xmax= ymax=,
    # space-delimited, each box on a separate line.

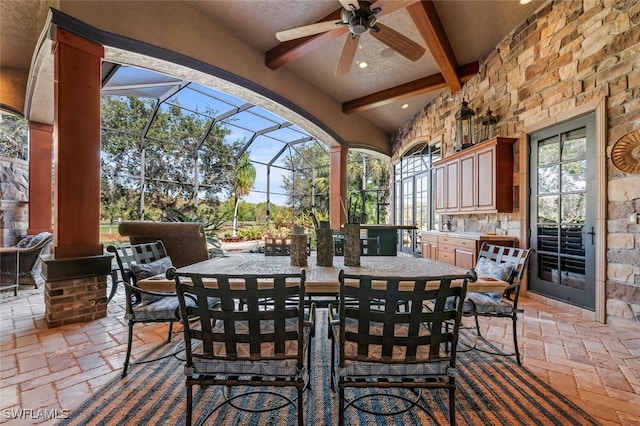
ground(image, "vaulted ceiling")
xmin=186 ymin=0 xmax=544 ymax=132
xmin=1 ymin=0 xmax=544 ymax=134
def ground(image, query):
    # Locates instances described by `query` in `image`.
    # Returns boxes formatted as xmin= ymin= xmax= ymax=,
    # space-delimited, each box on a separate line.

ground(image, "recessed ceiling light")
xmin=519 ymin=0 xmax=532 ymax=4
xmin=380 ymin=48 xmax=394 ymax=58
xmin=401 ymin=103 xmax=409 ymax=109
xmin=358 ymin=61 xmax=368 ymax=69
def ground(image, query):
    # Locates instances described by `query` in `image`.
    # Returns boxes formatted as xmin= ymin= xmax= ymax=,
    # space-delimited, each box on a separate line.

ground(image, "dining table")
xmin=136 ymin=252 xmax=508 ymax=296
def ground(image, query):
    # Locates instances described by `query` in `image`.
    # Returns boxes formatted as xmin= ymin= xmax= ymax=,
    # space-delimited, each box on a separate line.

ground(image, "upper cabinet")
xmin=434 ymin=137 xmax=517 ymax=214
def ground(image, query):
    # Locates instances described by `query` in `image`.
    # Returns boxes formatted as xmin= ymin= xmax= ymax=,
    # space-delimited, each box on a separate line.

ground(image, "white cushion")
xmin=475 ymin=257 xmax=514 ymax=282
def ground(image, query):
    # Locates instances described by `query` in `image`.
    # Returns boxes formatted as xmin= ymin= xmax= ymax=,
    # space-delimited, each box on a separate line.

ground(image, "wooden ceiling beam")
xmin=406 ymin=0 xmax=462 ymax=93
xmin=342 ymin=62 xmax=478 ymax=114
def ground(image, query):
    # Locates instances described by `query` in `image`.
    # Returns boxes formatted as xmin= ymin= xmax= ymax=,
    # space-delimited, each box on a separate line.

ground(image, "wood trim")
xmin=594 ymin=97 xmax=607 ymax=324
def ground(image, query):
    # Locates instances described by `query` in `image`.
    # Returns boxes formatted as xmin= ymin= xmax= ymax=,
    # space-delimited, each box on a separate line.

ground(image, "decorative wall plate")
xmin=611 ymin=130 xmax=640 ymax=174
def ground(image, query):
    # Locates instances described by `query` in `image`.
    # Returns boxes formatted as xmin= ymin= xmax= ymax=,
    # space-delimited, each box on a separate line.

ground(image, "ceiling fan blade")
xmin=335 ymin=35 xmax=360 ymax=76
xmin=370 ymin=23 xmax=425 ymax=61
xmin=338 ymin=0 xmax=360 ymax=11
xmin=276 ymin=20 xmax=342 ymax=42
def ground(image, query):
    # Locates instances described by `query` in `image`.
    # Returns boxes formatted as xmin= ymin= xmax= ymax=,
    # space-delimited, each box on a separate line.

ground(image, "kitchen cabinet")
xmin=434 ymin=137 xmax=516 ymax=214
xmin=421 ymin=231 xmax=518 ymax=269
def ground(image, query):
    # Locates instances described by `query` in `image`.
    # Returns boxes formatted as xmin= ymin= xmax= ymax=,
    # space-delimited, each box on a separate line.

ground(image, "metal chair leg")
xmin=512 ymin=314 xmax=521 ymax=365
xmin=297 ymin=384 xmax=304 ymax=426
xmin=167 ymin=321 xmax=173 ymax=343
xmin=122 ymin=321 xmax=134 ymax=377
xmin=338 ymin=384 xmax=345 ymax=426
xmin=474 ymin=313 xmax=482 ymax=336
xmin=186 ymin=381 xmax=193 ymax=426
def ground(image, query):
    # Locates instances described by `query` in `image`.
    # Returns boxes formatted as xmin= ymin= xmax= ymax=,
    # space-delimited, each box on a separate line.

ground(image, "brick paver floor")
xmin=1 ymin=280 xmax=639 ymax=425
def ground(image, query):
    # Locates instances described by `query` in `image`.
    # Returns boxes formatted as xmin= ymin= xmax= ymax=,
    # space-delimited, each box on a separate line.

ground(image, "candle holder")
xmin=343 ymin=223 xmax=361 ymax=267
xmin=316 ymin=221 xmax=334 ymax=267
xmin=290 ymin=225 xmax=308 ymax=267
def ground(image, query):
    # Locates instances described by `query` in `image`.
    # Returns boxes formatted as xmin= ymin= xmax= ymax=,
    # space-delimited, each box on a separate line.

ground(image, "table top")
xmin=137 ymin=252 xmax=508 ymax=294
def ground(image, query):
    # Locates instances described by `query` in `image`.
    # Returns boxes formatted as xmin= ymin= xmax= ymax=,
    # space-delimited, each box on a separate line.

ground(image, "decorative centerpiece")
xmin=316 ymin=221 xmax=334 ymax=267
xmin=290 ymin=225 xmax=308 ymax=267
xmin=342 ymin=198 xmax=361 ymax=267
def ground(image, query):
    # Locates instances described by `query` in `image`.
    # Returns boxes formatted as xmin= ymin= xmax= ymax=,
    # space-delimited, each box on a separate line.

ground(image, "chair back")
xmin=337 ymin=270 xmax=475 ymax=367
xmin=118 ymin=221 xmax=208 ymax=268
xmin=106 ymin=240 xmax=168 ymax=305
xmin=169 ymin=269 xmax=307 ymax=369
xmin=477 ymin=243 xmax=532 ymax=303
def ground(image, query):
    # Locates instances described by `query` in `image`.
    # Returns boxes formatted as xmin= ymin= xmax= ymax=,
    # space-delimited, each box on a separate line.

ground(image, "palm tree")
xmin=232 ymin=153 xmax=256 ymax=237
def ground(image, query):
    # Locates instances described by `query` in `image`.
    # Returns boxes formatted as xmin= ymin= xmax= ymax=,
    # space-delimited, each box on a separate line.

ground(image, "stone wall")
xmin=0 ymin=156 xmax=29 ymax=246
xmin=391 ymin=0 xmax=640 ymax=325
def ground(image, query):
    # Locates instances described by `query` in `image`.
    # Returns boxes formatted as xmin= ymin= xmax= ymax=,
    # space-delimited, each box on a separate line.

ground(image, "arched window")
xmin=393 ymin=142 xmax=441 ymax=254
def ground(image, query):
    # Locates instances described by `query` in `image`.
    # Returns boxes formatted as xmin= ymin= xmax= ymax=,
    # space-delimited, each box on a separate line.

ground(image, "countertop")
xmin=421 ymin=230 xmax=517 ymax=240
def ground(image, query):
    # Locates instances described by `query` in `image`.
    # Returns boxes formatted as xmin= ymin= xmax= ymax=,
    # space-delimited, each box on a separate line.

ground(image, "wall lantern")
xmin=455 ymin=100 xmax=475 ymax=152
xmin=478 ymin=108 xmax=498 ymax=142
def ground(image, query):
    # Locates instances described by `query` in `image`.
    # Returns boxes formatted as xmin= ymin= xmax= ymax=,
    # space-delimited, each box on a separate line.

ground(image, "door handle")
xmin=585 ymin=226 xmax=595 ymax=244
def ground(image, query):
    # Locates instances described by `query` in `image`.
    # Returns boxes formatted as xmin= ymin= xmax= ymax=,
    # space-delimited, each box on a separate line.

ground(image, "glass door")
xmin=529 ymin=114 xmax=596 ymax=310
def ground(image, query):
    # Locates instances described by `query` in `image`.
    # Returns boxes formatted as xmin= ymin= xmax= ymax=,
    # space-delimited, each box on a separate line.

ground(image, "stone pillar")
xmin=330 ymin=146 xmax=348 ymax=231
xmin=28 ymin=122 xmax=53 ymax=235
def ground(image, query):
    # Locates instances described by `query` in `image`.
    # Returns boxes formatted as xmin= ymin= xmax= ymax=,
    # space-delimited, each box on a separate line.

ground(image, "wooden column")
xmin=329 ymin=145 xmax=348 ymax=230
xmin=28 ymin=122 xmax=53 ymax=235
xmin=52 ymin=28 xmax=104 ymax=258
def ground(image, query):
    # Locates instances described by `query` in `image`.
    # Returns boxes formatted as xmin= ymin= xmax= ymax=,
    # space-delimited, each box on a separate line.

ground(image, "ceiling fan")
xmin=276 ymin=0 xmax=426 ymax=76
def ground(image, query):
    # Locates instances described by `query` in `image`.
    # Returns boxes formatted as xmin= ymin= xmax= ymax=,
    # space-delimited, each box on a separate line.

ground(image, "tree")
xmin=347 ymin=152 xmax=390 ymax=223
xmin=232 ymin=152 xmax=256 ymax=236
xmin=282 ymin=146 xmax=389 ymax=224
xmin=0 ymin=114 xmax=28 ymax=160
xmin=281 ymin=142 xmax=330 ymax=215
xmin=101 ymin=95 xmax=239 ymax=220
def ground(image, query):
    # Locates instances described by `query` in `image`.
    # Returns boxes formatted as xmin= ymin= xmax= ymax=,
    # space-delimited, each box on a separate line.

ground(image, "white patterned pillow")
xmin=475 ymin=257 xmax=514 ymax=282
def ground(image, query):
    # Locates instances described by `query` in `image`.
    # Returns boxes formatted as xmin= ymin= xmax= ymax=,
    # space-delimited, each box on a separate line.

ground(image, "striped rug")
xmin=61 ymin=311 xmax=596 ymax=425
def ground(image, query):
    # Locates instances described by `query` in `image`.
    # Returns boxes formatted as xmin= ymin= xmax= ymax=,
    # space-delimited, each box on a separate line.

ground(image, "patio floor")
xmin=1 ymin=277 xmax=639 ymax=425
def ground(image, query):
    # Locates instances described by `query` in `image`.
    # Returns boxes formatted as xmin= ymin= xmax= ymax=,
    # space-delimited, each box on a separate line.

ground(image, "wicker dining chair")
xmin=329 ymin=269 xmax=476 ymax=426
xmin=169 ymin=269 xmax=314 ymax=426
xmin=463 ymin=243 xmax=533 ymax=365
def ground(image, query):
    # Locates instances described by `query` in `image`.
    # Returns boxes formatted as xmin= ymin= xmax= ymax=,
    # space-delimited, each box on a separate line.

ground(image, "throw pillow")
xmin=475 ymin=257 xmax=515 ymax=282
xmin=130 ymin=257 xmax=173 ymax=304
xmin=16 ymin=236 xmax=34 ymax=248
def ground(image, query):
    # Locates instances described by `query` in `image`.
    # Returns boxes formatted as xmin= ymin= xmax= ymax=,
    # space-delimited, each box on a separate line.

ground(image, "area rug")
xmin=60 ymin=311 xmax=597 ymax=425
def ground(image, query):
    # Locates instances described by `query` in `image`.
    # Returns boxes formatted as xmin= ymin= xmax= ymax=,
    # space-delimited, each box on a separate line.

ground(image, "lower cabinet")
xmin=421 ymin=232 xmax=517 ymax=269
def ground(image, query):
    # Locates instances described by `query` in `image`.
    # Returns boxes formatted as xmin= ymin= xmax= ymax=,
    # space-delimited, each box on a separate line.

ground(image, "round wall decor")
xmin=611 ymin=130 xmax=640 ymax=174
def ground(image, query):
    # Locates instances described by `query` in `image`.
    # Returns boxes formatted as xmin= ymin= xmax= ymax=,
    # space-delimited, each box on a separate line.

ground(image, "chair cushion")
xmin=133 ymin=294 xmax=220 ymax=321
xmin=190 ymin=316 xmax=311 ymax=378
xmin=130 ymin=257 xmax=173 ymax=303
xmin=475 ymin=257 xmax=515 ymax=282
xmin=466 ymin=292 xmax=514 ymax=314
xmin=331 ymin=318 xmax=450 ymax=378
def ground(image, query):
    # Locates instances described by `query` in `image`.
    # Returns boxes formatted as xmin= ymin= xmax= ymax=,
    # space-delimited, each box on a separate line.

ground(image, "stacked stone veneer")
xmin=391 ymin=0 xmax=640 ymax=325
xmin=45 ymin=276 xmax=108 ymax=328
xmin=0 ymin=157 xmax=29 ymax=246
